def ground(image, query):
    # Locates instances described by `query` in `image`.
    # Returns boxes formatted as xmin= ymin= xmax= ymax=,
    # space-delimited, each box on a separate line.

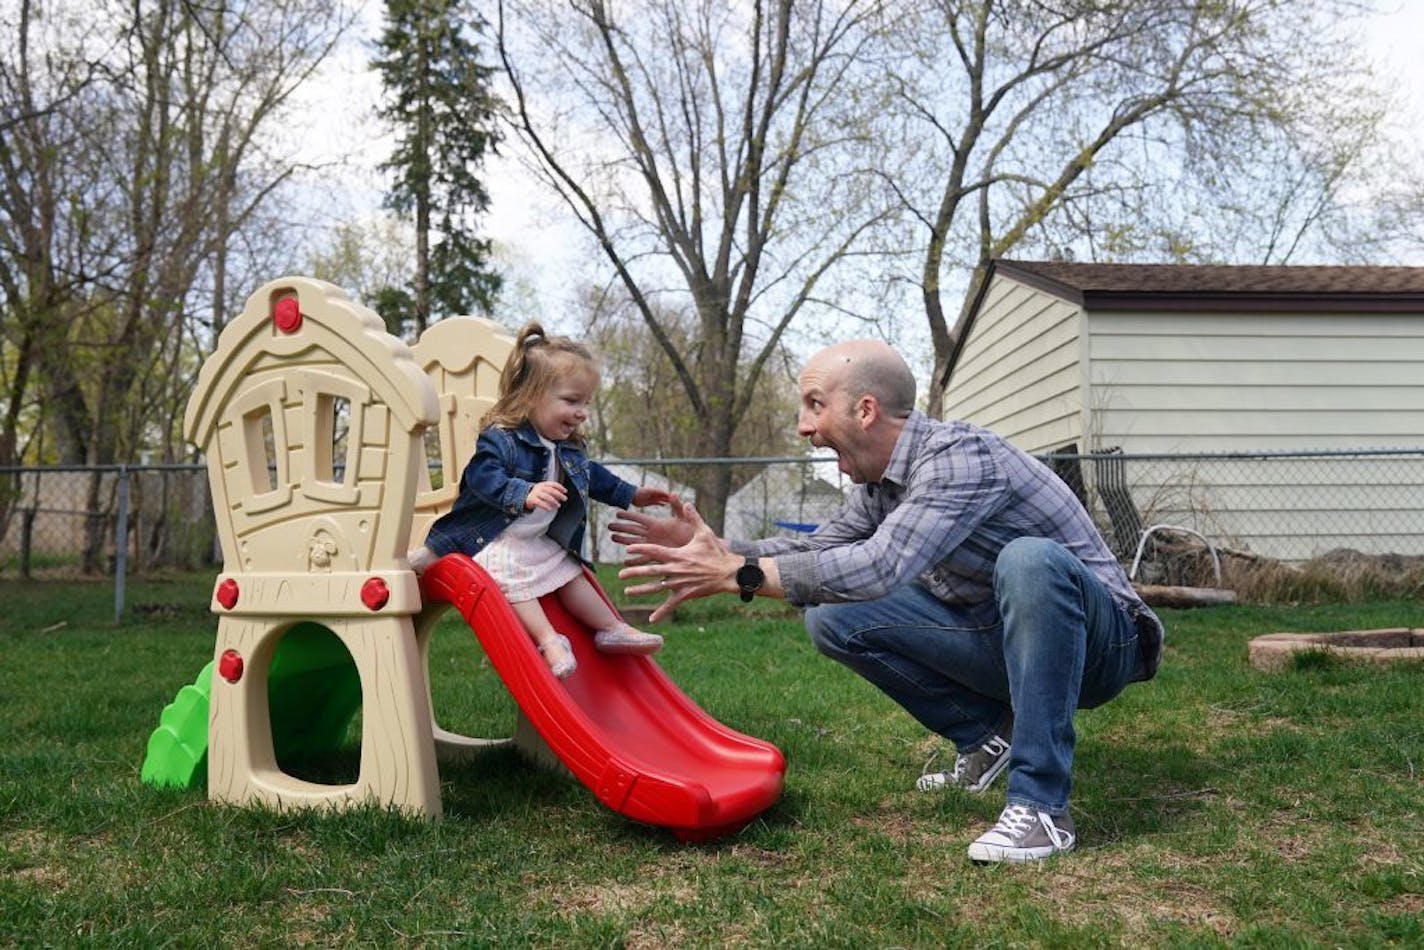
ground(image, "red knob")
xmin=361 ymin=577 xmax=390 ymax=611
xmin=218 ymin=649 xmax=244 ymax=683
xmin=273 ymin=297 xmax=302 ymax=333
xmin=215 ymin=578 xmax=239 ymax=609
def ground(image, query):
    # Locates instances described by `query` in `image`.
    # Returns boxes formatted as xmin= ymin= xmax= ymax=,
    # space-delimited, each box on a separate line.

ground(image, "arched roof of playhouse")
xmin=411 ymin=314 xmax=516 ymax=377
xmin=185 ymin=277 xmax=438 ymax=448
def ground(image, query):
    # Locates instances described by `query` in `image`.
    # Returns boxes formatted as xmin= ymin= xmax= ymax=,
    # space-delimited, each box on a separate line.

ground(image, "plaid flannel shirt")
xmin=734 ymin=411 xmax=1163 ymax=680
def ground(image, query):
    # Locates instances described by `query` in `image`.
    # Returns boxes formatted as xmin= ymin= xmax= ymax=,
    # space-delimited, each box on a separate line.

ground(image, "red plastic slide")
xmin=420 ymin=555 xmax=786 ymax=842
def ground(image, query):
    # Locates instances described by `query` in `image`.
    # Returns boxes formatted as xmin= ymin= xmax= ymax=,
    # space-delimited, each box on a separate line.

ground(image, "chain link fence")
xmin=4 ymin=447 xmax=1423 ymax=610
xmin=1057 ymin=448 xmax=1424 ymax=563
xmin=0 ymin=465 xmax=215 ymax=576
xmin=1040 ymin=448 xmax=1424 ymax=592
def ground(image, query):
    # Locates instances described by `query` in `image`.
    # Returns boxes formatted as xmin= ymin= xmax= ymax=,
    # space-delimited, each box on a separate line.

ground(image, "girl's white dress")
xmin=473 ymin=434 xmax=583 ymax=602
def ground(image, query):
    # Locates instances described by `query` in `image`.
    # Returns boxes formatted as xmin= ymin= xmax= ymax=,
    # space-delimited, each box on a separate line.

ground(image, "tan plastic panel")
xmin=184 ymin=278 xmax=520 ymax=817
xmin=408 ymin=316 xmax=516 ymax=545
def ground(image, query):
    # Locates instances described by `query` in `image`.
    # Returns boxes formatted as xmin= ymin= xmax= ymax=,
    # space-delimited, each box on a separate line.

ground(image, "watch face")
xmin=736 ymin=560 xmax=765 ymax=598
xmin=735 ymin=560 xmax=763 ymax=603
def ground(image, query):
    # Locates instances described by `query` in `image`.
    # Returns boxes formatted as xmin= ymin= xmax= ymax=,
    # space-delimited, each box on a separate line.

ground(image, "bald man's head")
xmin=804 ymin=340 xmax=916 ymax=417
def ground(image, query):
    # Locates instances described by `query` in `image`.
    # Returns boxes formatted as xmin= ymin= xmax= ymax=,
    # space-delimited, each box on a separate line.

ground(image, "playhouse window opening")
xmin=331 ymin=395 xmax=350 ymax=481
xmin=255 ymin=408 xmax=278 ymax=493
xmin=422 ymin=426 xmax=445 ymax=491
xmin=314 ymin=393 xmax=353 ymax=484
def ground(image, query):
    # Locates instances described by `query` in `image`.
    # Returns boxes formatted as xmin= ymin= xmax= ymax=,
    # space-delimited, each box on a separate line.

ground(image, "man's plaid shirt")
xmin=735 ymin=411 xmax=1163 ymax=679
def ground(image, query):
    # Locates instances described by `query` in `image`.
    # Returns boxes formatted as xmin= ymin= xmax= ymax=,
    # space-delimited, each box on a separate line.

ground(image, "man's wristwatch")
xmin=736 ymin=556 xmax=765 ymax=603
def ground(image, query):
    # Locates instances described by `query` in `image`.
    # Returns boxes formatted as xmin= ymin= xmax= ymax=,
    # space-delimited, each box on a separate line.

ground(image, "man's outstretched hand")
xmin=618 ymin=502 xmax=739 ymax=623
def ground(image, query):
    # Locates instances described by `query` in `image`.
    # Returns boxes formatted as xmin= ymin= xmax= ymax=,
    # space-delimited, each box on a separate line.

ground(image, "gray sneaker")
xmin=915 ymin=732 xmax=1011 ymax=793
xmin=967 ymin=805 xmax=1076 ymax=863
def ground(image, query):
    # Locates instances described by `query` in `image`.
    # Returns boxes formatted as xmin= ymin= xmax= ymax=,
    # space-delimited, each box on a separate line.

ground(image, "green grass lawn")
xmin=2 ymin=571 xmax=1422 ymax=946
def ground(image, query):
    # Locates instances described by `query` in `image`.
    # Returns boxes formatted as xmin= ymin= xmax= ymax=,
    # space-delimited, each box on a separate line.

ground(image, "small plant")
xmin=1288 ymin=647 xmax=1345 ymax=672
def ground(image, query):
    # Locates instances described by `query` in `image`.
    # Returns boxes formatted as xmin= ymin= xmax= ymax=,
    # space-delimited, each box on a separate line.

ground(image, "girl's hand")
xmin=524 ymin=480 xmax=567 ymax=511
xmin=631 ymin=486 xmax=676 ymax=508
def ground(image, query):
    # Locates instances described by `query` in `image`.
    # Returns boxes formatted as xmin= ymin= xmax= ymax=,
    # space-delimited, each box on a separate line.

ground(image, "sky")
xmin=1361 ymin=2 xmax=1424 ymax=147
xmin=289 ymin=0 xmax=1424 ymax=342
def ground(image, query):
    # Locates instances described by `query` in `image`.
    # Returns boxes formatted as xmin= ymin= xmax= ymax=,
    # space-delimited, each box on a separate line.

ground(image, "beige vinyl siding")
xmin=1082 ymin=309 xmax=1424 ymax=559
xmin=1085 ymin=311 xmax=1424 ymax=453
xmin=945 ymin=276 xmax=1085 ymax=452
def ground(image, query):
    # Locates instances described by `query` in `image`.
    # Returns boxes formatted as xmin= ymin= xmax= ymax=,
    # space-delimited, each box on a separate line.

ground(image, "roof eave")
xmin=1081 ymin=292 xmax=1424 ymax=313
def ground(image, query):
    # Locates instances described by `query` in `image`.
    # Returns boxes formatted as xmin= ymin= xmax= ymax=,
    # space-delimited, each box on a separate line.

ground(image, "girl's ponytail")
xmin=499 ymin=322 xmax=547 ymax=397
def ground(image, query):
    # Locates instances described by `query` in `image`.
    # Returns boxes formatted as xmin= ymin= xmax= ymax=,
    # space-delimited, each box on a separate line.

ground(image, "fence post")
xmin=114 ymin=467 xmax=129 ymax=623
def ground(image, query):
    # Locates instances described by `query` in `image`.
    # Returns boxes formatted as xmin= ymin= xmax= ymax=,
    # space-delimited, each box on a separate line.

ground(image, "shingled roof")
xmin=993 ymin=259 xmax=1424 ymax=311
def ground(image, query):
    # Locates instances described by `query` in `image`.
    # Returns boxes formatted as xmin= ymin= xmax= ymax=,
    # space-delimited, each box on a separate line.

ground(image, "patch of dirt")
xmin=554 ymin=879 xmax=668 ymax=916
xmin=728 ymin=843 xmax=792 ymax=868
xmin=1046 ymin=847 xmax=1242 ymax=941
xmin=1380 ymin=893 xmax=1424 ymax=915
xmin=3 ymin=829 xmax=71 ymax=892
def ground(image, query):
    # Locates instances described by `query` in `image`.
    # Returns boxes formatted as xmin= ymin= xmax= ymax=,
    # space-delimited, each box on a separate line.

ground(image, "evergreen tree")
xmin=373 ymin=0 xmax=501 ymax=336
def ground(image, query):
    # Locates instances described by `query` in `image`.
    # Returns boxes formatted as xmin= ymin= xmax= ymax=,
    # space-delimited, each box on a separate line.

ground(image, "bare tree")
xmin=580 ymin=285 xmax=802 ymax=493
xmin=873 ymin=0 xmax=1410 ymax=415
xmin=1 ymin=0 xmax=349 ymax=569
xmin=495 ymin=0 xmax=890 ymax=530
xmin=0 ymin=0 xmax=115 ymax=539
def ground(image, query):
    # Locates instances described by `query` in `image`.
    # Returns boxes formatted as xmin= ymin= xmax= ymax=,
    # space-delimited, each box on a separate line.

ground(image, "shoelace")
xmin=994 ymin=805 xmax=1073 ymax=848
xmin=995 ymin=804 xmax=1038 ymax=836
xmin=950 ymin=754 xmax=971 ymax=781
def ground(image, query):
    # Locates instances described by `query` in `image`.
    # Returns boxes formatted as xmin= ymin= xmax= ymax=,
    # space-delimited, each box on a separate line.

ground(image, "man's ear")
xmin=856 ymin=394 xmax=880 ymax=429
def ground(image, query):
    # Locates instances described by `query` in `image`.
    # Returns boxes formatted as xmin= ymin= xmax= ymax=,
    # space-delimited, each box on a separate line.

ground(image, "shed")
xmin=945 ymin=260 xmax=1424 ymax=561
xmin=724 ymin=462 xmax=848 ymax=542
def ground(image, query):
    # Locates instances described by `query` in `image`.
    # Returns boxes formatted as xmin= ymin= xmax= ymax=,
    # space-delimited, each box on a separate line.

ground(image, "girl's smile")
xmin=529 ymin=371 xmax=595 ymax=441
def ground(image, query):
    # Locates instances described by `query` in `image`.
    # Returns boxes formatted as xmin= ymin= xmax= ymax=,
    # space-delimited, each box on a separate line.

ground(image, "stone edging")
xmin=1248 ymin=628 xmax=1424 ymax=672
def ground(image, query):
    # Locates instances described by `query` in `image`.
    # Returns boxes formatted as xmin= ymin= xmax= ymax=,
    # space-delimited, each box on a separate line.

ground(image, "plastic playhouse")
xmin=141 ymin=277 xmax=785 ymax=841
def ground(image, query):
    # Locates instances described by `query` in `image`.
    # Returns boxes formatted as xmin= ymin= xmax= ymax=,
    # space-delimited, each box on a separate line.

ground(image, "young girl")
xmin=407 ymin=322 xmax=672 ymax=679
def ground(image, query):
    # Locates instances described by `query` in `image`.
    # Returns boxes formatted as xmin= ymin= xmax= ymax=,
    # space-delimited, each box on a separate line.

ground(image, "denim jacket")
xmin=424 ymin=422 xmax=636 ymax=562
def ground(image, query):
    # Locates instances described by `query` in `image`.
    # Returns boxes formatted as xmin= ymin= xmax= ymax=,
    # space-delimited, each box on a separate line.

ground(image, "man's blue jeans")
xmin=803 ymin=536 xmax=1142 ymax=814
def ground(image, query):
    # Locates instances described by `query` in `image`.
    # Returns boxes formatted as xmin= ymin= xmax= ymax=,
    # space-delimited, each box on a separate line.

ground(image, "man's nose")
xmin=796 ymin=409 xmax=814 ymax=437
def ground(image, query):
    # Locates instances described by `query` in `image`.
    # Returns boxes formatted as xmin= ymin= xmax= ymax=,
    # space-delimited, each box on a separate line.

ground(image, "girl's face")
xmin=528 ymin=366 xmax=596 ymax=441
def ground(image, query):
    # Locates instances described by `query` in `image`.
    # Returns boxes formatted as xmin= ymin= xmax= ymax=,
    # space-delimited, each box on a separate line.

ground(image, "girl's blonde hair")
xmin=479 ymin=322 xmax=598 ymax=444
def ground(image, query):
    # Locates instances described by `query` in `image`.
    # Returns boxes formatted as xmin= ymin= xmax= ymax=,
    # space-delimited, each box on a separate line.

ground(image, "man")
xmin=612 ymin=339 xmax=1163 ymax=863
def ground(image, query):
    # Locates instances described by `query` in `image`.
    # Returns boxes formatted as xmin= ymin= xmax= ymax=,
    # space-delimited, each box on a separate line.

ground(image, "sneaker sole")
xmin=967 ymin=840 xmax=1073 ymax=863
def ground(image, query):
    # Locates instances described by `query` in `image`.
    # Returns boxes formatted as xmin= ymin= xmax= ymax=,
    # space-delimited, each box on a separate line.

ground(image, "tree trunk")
xmin=415 ymin=190 xmax=430 ymax=336
xmin=81 ymin=469 xmax=108 ymax=574
xmin=0 ymin=328 xmax=37 ymax=541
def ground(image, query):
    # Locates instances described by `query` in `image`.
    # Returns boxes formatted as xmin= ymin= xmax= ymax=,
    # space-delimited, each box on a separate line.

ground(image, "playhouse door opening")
xmin=268 ymin=622 xmax=363 ymax=785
